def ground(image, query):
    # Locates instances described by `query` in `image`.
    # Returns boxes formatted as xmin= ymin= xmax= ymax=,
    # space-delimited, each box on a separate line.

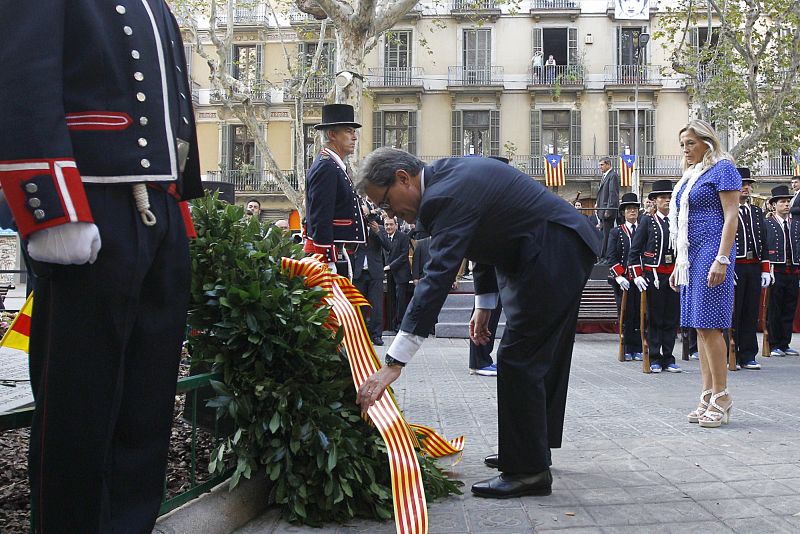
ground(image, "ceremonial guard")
xmin=764 ymin=185 xmax=800 ymax=357
xmin=629 ymin=180 xmax=682 ymax=373
xmin=605 ymin=193 xmax=643 ymax=361
xmin=0 ymin=2 xmax=203 ymax=532
xmin=304 ymin=104 xmax=366 ymax=276
xmin=733 ymin=168 xmax=772 ymax=369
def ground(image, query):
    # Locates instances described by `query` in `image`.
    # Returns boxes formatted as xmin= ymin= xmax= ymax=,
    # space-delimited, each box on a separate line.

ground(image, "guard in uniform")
xmin=605 ymin=192 xmax=642 ymax=361
xmin=764 ymin=185 xmax=800 ymax=357
xmin=304 ymin=104 xmax=366 ymax=276
xmin=0 ymin=2 xmax=202 ymax=532
xmin=629 ymin=180 xmax=681 ymax=373
xmin=733 ymin=168 xmax=772 ymax=369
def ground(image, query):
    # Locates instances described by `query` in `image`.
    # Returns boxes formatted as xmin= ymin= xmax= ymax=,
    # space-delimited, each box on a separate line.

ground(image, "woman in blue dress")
xmin=668 ymin=120 xmax=741 ymax=428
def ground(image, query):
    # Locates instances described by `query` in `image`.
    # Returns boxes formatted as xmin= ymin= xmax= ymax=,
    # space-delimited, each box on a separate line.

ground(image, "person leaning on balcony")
xmin=531 ymin=51 xmax=543 ymax=82
xmin=669 ymin=119 xmax=741 ymax=428
xmin=303 ymin=104 xmax=366 ymax=276
xmin=545 ymin=55 xmax=557 ymax=84
xmin=0 ymin=1 xmax=204 ymax=532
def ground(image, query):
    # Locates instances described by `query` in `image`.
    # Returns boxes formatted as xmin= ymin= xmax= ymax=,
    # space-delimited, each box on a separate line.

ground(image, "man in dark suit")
xmin=597 ymin=157 xmax=621 ymax=257
xmin=790 ymin=176 xmax=800 ymax=217
xmin=355 ymin=148 xmax=600 ymax=499
xmin=0 ymin=2 xmax=203 ymax=531
xmin=384 ymin=216 xmax=412 ymax=330
xmin=351 ymin=205 xmax=391 ymax=345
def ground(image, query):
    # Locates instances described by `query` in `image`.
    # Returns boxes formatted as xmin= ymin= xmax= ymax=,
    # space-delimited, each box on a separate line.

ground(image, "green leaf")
xmin=268 ymin=411 xmax=280 ymax=433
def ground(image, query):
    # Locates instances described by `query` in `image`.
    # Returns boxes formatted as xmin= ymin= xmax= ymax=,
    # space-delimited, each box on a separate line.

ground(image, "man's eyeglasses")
xmin=377 ymin=185 xmax=391 ymax=211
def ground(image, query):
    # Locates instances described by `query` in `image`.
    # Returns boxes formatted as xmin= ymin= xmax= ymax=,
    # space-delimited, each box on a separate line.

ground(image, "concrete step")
xmin=443 ymin=292 xmax=475 ymax=308
xmin=435 ymin=322 xmax=506 ymax=339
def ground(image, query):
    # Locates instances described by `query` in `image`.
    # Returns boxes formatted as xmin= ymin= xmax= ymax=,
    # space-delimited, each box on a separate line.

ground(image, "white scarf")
xmin=668 ymin=163 xmax=709 ymax=286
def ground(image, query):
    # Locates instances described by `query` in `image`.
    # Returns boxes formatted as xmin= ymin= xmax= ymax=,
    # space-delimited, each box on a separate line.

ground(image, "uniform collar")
xmin=774 ymin=213 xmax=789 ymax=226
xmin=321 ymin=147 xmax=347 ymax=173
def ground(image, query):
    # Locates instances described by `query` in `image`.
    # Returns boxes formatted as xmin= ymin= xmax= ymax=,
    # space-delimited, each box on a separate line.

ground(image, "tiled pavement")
xmin=235 ymin=333 xmax=800 ymax=533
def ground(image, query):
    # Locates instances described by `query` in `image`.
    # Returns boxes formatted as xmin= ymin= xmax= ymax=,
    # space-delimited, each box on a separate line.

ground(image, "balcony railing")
xmin=367 ymin=67 xmax=424 ymax=87
xmin=532 ymin=0 xmax=580 ymax=9
xmin=755 ymin=156 xmax=800 ymax=177
xmin=604 ymin=65 xmax=663 ymax=85
xmin=283 ymin=76 xmax=333 ymax=101
xmin=451 ymin=0 xmax=498 ymax=10
xmin=191 ymin=80 xmax=201 ymax=105
xmin=216 ymin=6 xmax=270 ymax=26
xmin=448 ymin=66 xmax=504 ymax=86
xmin=528 ymin=64 xmax=585 ymax=86
xmin=288 ymin=9 xmax=320 ymax=24
xmin=206 ymin=170 xmax=299 ymax=193
xmin=210 ymin=82 xmax=271 ymax=103
xmin=418 ymin=155 xmax=685 ymax=177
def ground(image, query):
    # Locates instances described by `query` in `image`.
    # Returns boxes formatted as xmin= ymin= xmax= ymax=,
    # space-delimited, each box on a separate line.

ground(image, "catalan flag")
xmin=0 ymin=293 xmax=34 ymax=413
xmin=620 ymin=154 xmax=636 ymax=187
xmin=793 ymin=150 xmax=800 ymax=177
xmin=544 ymin=154 xmax=565 ymax=187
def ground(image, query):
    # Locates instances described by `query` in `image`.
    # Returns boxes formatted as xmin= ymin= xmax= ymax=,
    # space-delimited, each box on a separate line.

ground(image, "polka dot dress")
xmin=675 ymin=159 xmax=742 ymax=328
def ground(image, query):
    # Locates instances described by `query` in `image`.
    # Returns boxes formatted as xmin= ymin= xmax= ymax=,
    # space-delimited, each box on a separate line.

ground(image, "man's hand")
xmin=356 ymin=364 xmax=403 ymax=413
xmin=368 ymin=221 xmax=380 ymax=233
xmin=633 ymin=276 xmax=648 ymax=292
xmin=469 ymin=308 xmax=492 ymax=345
xmin=27 ymin=222 xmax=101 ymax=265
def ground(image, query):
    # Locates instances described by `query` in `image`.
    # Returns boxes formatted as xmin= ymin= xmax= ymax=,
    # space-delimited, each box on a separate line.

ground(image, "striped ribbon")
xmin=0 ymin=293 xmax=32 ymax=351
xmin=281 ymin=255 xmax=464 ymax=534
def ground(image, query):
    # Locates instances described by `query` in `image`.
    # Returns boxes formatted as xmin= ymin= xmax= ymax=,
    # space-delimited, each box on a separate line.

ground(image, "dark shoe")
xmin=471 ymin=470 xmax=553 ymax=499
xmin=484 ymin=454 xmax=499 ymax=469
xmin=372 ymin=338 xmax=384 ymax=346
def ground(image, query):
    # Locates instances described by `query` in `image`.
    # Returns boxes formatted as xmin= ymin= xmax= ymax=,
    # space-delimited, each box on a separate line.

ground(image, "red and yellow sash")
xmin=281 ymin=255 xmax=463 ymax=534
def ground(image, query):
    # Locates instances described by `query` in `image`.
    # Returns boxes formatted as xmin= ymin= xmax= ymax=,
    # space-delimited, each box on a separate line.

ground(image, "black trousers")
xmin=768 ymin=270 xmax=798 ymax=350
xmin=28 ymin=185 xmax=190 ymax=533
xmin=612 ymin=283 xmax=642 ymax=354
xmin=733 ymin=262 xmax=762 ymax=363
xmin=393 ymin=279 xmax=410 ymax=330
xmin=495 ymin=223 xmax=595 ymax=474
xmin=468 ymin=299 xmax=503 ymax=369
xmin=353 ymin=271 xmax=384 ymax=341
xmin=644 ymin=271 xmax=679 ymax=366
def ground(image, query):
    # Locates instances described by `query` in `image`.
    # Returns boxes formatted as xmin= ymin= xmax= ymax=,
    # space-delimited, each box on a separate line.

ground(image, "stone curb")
xmin=153 ymin=473 xmax=270 ymax=534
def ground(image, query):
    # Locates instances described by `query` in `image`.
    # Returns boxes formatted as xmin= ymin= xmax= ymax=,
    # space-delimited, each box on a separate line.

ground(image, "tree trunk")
xmin=335 ymin=28 xmax=368 ymax=161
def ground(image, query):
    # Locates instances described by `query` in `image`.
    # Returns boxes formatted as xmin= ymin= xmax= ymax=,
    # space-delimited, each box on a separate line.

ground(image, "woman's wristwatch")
xmin=715 ymin=255 xmax=731 ymax=265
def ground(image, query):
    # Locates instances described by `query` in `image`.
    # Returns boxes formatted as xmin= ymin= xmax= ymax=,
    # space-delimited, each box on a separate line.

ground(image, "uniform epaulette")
xmin=321 ymin=154 xmax=330 ymax=160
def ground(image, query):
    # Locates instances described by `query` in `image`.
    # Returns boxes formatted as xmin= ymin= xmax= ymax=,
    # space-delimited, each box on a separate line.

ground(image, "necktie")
xmin=784 ymin=220 xmax=793 ymax=264
xmin=631 ymin=223 xmax=636 ymax=234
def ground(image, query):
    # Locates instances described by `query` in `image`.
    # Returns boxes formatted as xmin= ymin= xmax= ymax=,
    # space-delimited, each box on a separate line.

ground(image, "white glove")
xmin=615 ymin=276 xmax=630 ymax=291
xmin=327 ymin=261 xmax=337 ymax=274
xmin=27 ymin=222 xmax=101 ymax=265
xmin=761 ymin=272 xmax=773 ymax=288
xmin=634 ymin=276 xmax=648 ymax=292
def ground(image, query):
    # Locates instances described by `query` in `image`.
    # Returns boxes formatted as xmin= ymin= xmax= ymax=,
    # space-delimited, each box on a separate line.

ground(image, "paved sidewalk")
xmin=236 ymin=333 xmax=800 ymax=533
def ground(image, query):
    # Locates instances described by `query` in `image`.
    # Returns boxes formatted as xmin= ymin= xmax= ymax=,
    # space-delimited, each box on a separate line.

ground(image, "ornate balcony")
xmin=206 ymin=170 xmax=299 ymax=193
xmin=450 ymin=0 xmax=501 ymax=20
xmin=288 ymin=9 xmax=321 ymax=25
xmin=527 ymin=64 xmax=585 ymax=90
xmin=366 ymin=67 xmax=424 ymax=92
xmin=210 ymin=82 xmax=272 ymax=104
xmin=216 ymin=5 xmax=270 ymax=26
xmin=530 ymin=0 xmax=581 ymax=21
xmin=282 ymin=76 xmax=334 ymax=102
xmin=447 ymin=66 xmax=504 ymax=88
xmin=604 ymin=65 xmax=663 ymax=87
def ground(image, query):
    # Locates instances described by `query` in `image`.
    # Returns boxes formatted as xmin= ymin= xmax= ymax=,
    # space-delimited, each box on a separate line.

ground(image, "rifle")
xmin=762 ymin=285 xmax=771 ymax=357
xmin=728 ymin=293 xmax=737 ymax=371
xmin=618 ymin=289 xmax=628 ymax=362
xmin=640 ymin=290 xmax=650 ymax=373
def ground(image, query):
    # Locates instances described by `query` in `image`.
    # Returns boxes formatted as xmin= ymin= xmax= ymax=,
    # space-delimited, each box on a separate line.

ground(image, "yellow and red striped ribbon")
xmin=0 ymin=293 xmax=33 ymax=351
xmin=281 ymin=255 xmax=464 ymax=534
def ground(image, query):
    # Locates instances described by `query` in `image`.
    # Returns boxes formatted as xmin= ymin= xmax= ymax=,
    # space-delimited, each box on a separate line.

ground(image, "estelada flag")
xmin=620 ymin=154 xmax=636 ymax=187
xmin=793 ymin=150 xmax=800 ymax=177
xmin=544 ymin=154 xmax=565 ymax=187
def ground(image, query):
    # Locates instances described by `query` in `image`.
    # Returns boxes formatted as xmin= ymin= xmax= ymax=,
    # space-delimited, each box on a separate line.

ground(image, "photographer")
xmin=351 ymin=204 xmax=391 ymax=345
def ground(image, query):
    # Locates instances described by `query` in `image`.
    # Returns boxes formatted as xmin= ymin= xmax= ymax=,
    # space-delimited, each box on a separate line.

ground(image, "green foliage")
xmin=188 ymin=194 xmax=461 ymax=526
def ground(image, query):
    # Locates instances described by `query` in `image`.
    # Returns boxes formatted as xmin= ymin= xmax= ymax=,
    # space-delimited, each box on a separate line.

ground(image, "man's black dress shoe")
xmin=471 ymin=470 xmax=552 ymax=499
xmin=484 ymin=454 xmax=499 ymax=469
xmin=372 ymin=338 xmax=384 ymax=346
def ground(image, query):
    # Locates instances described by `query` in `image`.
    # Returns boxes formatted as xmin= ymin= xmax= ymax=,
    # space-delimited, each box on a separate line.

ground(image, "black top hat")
xmin=314 ymin=104 xmax=362 ymax=130
xmin=619 ymin=192 xmax=640 ymax=209
xmin=770 ymin=185 xmax=793 ymax=202
xmin=489 ymin=156 xmax=510 ymax=164
xmin=648 ymin=179 xmax=674 ymax=200
xmin=737 ymin=167 xmax=754 ymax=183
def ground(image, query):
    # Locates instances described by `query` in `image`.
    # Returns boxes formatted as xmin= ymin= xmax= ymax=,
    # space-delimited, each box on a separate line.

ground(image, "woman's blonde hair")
xmin=678 ymin=119 xmax=732 ymax=170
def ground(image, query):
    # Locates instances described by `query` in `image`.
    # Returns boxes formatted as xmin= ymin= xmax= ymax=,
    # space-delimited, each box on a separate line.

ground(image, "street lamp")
xmin=632 ymin=32 xmax=650 ymax=196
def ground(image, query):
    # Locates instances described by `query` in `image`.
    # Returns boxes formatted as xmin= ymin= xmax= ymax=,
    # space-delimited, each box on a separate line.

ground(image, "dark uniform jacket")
xmin=0 ymin=0 xmax=202 ymax=238
xmin=628 ymin=212 xmax=674 ymax=278
xmin=304 ymin=148 xmax=366 ymax=263
xmin=605 ymin=222 xmax=637 ymax=279
xmin=735 ymin=203 xmax=769 ymax=271
xmin=401 ymin=157 xmax=601 ymax=337
xmin=385 ymin=230 xmax=412 ymax=285
xmin=350 ymin=225 xmax=390 ymax=280
xmin=764 ymin=215 xmax=800 ymax=264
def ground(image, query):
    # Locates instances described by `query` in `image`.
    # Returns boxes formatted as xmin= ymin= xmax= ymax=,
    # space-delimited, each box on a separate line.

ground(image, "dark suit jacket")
xmin=411 ymin=237 xmax=431 ymax=280
xmin=351 ymin=224 xmax=390 ymax=280
xmin=401 ymin=157 xmax=602 ymax=337
xmin=385 ymin=230 xmax=412 ymax=284
xmin=596 ymin=170 xmax=620 ymax=220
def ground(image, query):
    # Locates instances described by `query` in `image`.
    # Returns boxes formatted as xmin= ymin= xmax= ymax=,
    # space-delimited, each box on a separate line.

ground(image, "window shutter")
xmin=690 ymin=28 xmax=699 ymax=57
xmin=570 ymin=109 xmax=581 ymax=173
xmin=530 ymin=108 xmax=541 ymax=175
xmin=256 ymin=44 xmax=264 ymax=82
xmin=644 ymin=109 xmax=655 ymax=175
xmin=227 ymin=45 xmax=236 ymax=77
xmin=373 ymin=111 xmax=384 ymax=150
xmin=220 ymin=125 xmax=230 ymax=171
xmin=568 ymin=28 xmax=578 ymax=66
xmin=408 ymin=111 xmax=417 ymax=155
xmin=451 ymin=110 xmax=463 ymax=156
xmin=608 ymin=109 xmax=619 ymax=158
xmin=532 ymin=28 xmax=543 ymax=56
xmin=490 ymin=110 xmax=500 ymax=157
xmin=184 ymin=45 xmax=193 ymax=80
xmin=616 ymin=27 xmax=621 ymax=66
